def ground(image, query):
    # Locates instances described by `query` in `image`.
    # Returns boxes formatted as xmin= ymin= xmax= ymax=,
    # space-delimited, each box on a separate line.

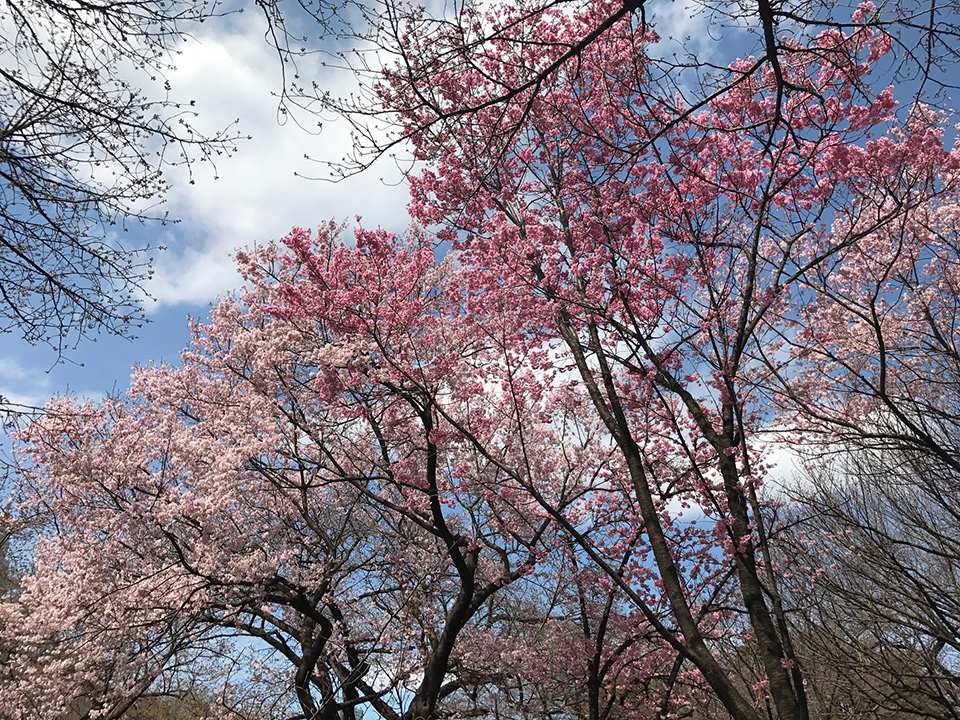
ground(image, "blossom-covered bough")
xmin=324 ymin=0 xmax=960 ymax=177
xmin=5 ymin=2 xmax=960 ymax=720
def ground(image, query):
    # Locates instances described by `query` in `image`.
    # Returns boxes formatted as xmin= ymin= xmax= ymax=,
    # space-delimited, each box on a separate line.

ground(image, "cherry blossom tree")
xmin=358 ymin=2 xmax=960 ymax=719
xmin=3 ymin=223 xmax=648 ymax=720
xmin=7 ymin=0 xmax=957 ymax=366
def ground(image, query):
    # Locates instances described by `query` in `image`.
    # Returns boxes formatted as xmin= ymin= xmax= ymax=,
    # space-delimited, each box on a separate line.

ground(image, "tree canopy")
xmin=3 ymin=1 xmax=960 ymax=720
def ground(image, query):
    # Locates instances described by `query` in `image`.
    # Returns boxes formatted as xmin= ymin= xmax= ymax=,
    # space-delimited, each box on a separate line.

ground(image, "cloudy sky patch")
xmin=146 ymin=12 xmax=411 ymax=306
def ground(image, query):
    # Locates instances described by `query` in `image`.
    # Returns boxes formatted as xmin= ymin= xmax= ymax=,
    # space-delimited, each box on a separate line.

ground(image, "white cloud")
xmin=763 ymin=436 xmax=806 ymax=487
xmin=146 ymin=15 xmax=411 ymax=307
xmin=0 ymin=357 xmax=54 ymax=410
xmin=646 ymin=0 xmax=723 ymax=60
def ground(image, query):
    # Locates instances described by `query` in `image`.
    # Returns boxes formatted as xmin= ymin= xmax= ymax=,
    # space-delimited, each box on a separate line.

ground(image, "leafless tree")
xmin=783 ymin=441 xmax=960 ymax=720
xmin=0 ymin=0 xmax=245 ymax=353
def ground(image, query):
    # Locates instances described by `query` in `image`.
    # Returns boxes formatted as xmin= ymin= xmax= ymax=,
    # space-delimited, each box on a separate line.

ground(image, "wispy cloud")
xmin=0 ymin=357 xmax=55 ymax=410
